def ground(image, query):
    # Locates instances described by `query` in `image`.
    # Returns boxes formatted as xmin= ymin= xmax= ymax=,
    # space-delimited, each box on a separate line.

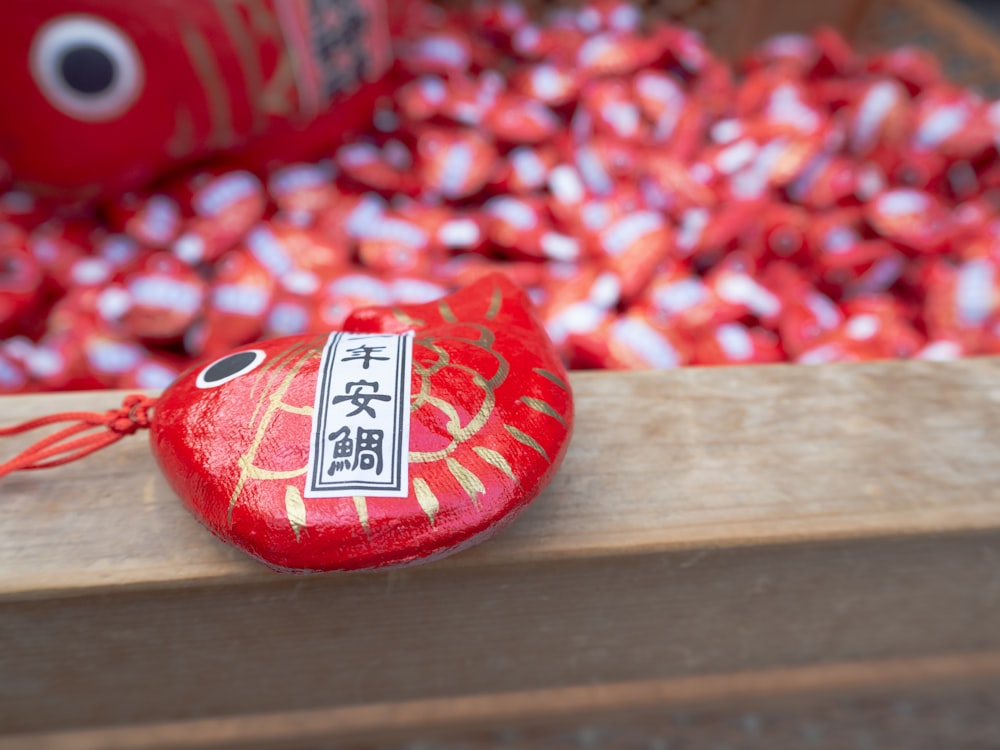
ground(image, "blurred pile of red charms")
xmin=3 ymin=0 xmax=1000 ymax=393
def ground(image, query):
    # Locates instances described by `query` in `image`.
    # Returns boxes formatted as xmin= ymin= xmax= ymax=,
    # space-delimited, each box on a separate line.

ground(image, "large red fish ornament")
xmin=0 ymin=0 xmax=405 ymax=201
xmin=0 ymin=275 xmax=575 ymax=572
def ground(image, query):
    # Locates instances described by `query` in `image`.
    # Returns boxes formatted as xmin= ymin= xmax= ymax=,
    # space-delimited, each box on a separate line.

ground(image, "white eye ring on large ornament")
xmin=29 ymin=14 xmax=144 ymax=122
xmin=196 ymin=350 xmax=267 ymax=389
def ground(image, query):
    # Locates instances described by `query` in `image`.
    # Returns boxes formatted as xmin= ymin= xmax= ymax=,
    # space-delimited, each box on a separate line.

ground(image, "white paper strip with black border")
xmin=305 ymin=331 xmax=413 ymax=498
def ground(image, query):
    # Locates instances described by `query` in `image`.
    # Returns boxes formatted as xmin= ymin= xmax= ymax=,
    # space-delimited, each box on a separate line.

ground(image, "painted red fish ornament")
xmin=0 ymin=275 xmax=575 ymax=572
xmin=0 ymin=0 xmax=405 ymax=201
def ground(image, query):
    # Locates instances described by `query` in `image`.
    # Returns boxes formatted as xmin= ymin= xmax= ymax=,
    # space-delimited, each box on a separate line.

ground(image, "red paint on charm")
xmin=0 ymin=0 xmax=405 ymax=200
xmin=150 ymin=274 xmax=574 ymax=572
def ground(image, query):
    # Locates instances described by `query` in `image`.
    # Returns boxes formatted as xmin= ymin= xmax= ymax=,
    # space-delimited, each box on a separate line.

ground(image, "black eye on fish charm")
xmin=195 ymin=350 xmax=266 ymax=389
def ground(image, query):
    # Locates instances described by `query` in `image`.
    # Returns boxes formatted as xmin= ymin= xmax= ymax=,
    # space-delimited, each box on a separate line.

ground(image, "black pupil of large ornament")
xmin=60 ymin=45 xmax=116 ymax=95
xmin=203 ymin=352 xmax=257 ymax=383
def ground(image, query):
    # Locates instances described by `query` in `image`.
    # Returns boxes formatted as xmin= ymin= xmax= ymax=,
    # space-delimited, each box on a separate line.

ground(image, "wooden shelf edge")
xmin=4 ymin=520 xmax=1000 ymax=604
xmin=2 ymin=358 xmax=1000 ymax=599
xmin=6 ymin=650 xmax=1000 ymax=750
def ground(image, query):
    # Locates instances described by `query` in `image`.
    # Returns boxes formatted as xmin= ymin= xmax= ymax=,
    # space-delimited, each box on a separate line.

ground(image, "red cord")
xmin=0 ymin=394 xmax=157 ymax=479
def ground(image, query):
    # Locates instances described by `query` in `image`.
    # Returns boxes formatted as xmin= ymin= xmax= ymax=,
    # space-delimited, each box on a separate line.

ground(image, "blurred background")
xmin=960 ymin=0 xmax=1000 ymax=26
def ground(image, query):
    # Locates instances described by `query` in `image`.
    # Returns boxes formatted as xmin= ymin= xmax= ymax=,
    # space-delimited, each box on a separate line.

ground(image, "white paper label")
xmin=305 ymin=331 xmax=413 ymax=498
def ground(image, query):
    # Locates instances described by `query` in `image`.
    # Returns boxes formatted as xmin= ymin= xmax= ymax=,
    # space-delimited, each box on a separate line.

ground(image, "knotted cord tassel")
xmin=0 ymin=394 xmax=157 ymax=478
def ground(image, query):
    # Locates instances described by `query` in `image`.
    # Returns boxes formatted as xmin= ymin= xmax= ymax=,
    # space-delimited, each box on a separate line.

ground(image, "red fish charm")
xmin=0 ymin=0 xmax=405 ymax=200
xmin=0 ymin=275 xmax=574 ymax=572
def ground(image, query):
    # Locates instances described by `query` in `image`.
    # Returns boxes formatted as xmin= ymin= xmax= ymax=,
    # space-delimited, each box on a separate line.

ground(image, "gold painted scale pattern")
xmin=227 ymin=286 xmax=570 ymax=541
xmin=171 ymin=0 xmax=312 ymax=158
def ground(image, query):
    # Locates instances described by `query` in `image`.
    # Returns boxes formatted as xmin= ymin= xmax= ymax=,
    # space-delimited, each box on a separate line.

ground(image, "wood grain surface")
xmin=4 ymin=652 xmax=1000 ymax=750
xmin=1 ymin=359 xmax=999 ymax=746
xmin=2 ymin=359 xmax=1000 ymax=598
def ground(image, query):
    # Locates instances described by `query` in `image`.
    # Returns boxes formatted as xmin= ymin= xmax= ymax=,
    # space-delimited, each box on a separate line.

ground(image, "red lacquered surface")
xmin=150 ymin=274 xmax=574 ymax=572
xmin=0 ymin=0 xmax=404 ymax=200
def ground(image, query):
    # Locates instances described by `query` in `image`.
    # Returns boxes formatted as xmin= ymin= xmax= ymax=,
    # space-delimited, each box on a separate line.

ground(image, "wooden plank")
xmin=5 ymin=527 xmax=1000 ymax=735
xmin=2 ymin=359 xmax=1000 ymax=597
xmin=1 ymin=359 xmax=999 ymax=740
xmin=4 ymin=651 xmax=1000 ymax=750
